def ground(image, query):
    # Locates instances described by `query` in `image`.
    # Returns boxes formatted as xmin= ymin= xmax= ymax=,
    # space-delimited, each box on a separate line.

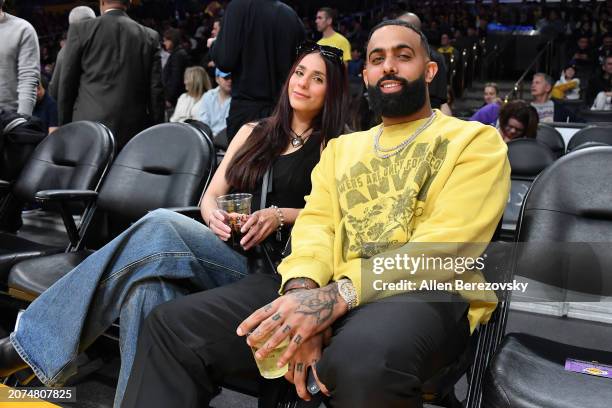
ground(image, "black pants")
xmin=226 ymin=99 xmax=274 ymax=143
xmin=122 ymin=274 xmax=470 ymax=408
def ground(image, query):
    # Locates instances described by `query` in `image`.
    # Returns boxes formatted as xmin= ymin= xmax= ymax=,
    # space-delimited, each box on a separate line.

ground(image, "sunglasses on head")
xmin=296 ymin=41 xmax=344 ymax=64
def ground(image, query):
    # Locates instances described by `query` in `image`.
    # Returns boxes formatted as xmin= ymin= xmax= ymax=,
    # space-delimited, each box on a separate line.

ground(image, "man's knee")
xmin=318 ymin=345 xmax=422 ymax=407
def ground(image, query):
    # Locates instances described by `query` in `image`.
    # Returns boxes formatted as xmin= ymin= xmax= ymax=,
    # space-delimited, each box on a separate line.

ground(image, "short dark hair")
xmin=318 ymin=7 xmax=335 ymax=22
xmin=163 ymin=28 xmax=181 ymax=47
xmin=367 ymin=19 xmax=430 ymax=58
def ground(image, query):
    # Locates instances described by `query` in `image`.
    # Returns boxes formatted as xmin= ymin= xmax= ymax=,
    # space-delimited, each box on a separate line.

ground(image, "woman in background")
xmin=498 ymin=99 xmax=539 ymax=142
xmin=170 ymin=66 xmax=212 ymax=122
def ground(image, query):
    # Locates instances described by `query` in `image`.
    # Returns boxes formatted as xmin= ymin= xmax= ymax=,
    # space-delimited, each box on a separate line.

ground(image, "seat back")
xmin=96 ymin=123 xmax=213 ymax=220
xmin=578 ymin=109 xmax=612 ymax=123
xmin=506 ymin=138 xmax=556 ymax=181
xmin=535 ymin=123 xmax=565 ymax=157
xmin=12 ymin=121 xmax=115 ymax=202
xmin=501 ymin=139 xmax=555 ymax=238
xmin=566 ymin=125 xmax=612 ymax=152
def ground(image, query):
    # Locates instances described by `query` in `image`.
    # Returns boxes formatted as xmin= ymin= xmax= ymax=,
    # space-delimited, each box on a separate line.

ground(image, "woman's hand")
xmin=208 ymin=209 xmax=231 ymax=241
xmin=285 ymin=328 xmax=331 ymax=401
xmin=239 ymin=208 xmax=279 ymax=250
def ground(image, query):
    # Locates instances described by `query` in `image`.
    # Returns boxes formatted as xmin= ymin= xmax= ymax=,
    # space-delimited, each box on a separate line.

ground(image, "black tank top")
xmin=250 ymin=132 xmax=321 ymax=255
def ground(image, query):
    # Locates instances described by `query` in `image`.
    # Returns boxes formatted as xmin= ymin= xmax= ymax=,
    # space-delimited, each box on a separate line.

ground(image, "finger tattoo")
xmin=272 ymin=313 xmax=282 ymax=321
xmin=263 ymin=303 xmax=273 ymax=312
xmin=296 ymin=363 xmax=304 ymax=373
xmin=293 ymin=334 xmax=303 ymax=344
xmin=282 ymin=324 xmax=291 ymax=333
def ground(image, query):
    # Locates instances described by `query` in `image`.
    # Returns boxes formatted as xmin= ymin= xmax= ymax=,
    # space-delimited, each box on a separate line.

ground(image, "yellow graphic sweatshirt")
xmin=278 ymin=111 xmax=511 ymax=332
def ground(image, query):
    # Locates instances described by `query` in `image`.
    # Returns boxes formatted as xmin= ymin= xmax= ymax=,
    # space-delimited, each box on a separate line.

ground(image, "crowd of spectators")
xmin=3 ymin=0 xmax=612 ymax=144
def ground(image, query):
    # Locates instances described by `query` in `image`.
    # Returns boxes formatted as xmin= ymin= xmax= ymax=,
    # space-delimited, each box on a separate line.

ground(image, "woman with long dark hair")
xmin=0 ymin=43 xmax=347 ymax=407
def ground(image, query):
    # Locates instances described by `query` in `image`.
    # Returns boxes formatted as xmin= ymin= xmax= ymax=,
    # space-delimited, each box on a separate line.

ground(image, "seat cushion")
xmin=8 ymin=250 xmax=93 ymax=299
xmin=0 ymin=233 xmax=63 ymax=283
xmin=483 ymin=333 xmax=612 ymax=408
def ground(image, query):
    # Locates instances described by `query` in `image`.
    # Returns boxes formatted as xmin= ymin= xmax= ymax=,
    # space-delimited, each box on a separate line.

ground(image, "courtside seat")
xmin=484 ymin=333 xmax=612 ymax=408
xmin=0 ymin=121 xmax=114 ymax=286
xmin=501 ymin=139 xmax=555 ymax=240
xmin=7 ymin=122 xmax=215 ymax=302
xmin=566 ymin=125 xmax=612 ymax=152
xmin=483 ymin=146 xmax=612 ymax=408
xmin=535 ymin=123 xmax=565 ymax=157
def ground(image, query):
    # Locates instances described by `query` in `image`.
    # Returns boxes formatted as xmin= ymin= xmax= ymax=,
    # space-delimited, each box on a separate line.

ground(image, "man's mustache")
xmin=376 ymin=75 xmax=409 ymax=88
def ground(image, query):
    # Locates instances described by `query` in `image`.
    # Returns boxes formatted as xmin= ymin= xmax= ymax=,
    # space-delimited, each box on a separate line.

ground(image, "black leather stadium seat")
xmin=536 ymin=123 xmax=565 ymax=158
xmin=501 ymin=139 xmax=555 ymax=240
xmin=578 ymin=109 xmax=612 ymax=123
xmin=483 ymin=146 xmax=612 ymax=408
xmin=0 ymin=121 xmax=114 ymax=286
xmin=7 ymin=122 xmax=215 ymax=300
xmin=566 ymin=125 xmax=612 ymax=152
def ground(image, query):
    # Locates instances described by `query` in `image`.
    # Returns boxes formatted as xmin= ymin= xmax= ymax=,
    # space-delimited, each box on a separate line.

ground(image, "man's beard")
xmin=368 ymin=74 xmax=428 ymax=118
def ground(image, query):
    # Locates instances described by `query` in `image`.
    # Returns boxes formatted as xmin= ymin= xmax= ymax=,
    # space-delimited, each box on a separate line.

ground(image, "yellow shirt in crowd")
xmin=278 ymin=111 xmax=511 ymax=333
xmin=317 ymin=32 xmax=352 ymax=62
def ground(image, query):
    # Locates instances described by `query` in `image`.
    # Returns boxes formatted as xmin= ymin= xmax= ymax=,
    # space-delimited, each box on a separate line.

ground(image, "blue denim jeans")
xmin=9 ymin=209 xmax=248 ymax=407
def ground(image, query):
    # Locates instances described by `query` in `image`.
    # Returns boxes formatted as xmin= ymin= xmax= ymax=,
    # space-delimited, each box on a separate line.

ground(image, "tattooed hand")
xmin=285 ymin=327 xmax=331 ymax=401
xmin=236 ymin=283 xmax=348 ymax=366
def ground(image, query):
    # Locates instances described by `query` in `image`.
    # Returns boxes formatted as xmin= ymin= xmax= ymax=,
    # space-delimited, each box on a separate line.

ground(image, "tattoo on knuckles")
xmin=272 ymin=313 xmax=282 ymax=321
xmin=293 ymin=334 xmax=303 ymax=344
xmin=296 ymin=363 xmax=304 ymax=373
xmin=282 ymin=325 xmax=291 ymax=333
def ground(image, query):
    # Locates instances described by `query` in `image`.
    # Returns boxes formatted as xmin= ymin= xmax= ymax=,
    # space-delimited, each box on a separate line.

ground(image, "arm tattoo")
xmin=296 ymin=363 xmax=304 ymax=373
xmin=272 ymin=313 xmax=282 ymax=321
xmin=282 ymin=324 xmax=291 ymax=333
xmin=293 ymin=334 xmax=303 ymax=344
xmin=291 ymin=284 xmax=340 ymax=325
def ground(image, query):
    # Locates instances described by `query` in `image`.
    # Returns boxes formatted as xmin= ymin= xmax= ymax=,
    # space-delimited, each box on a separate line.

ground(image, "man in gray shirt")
xmin=0 ymin=0 xmax=40 ymax=115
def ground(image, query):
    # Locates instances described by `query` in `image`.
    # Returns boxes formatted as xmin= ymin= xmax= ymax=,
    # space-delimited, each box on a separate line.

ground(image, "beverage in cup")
xmin=250 ymin=335 xmax=290 ymax=379
xmin=215 ymin=193 xmax=252 ymax=250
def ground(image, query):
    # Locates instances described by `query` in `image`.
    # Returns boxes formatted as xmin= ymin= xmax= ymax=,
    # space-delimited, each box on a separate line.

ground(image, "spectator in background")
xmin=49 ymin=6 xmax=96 ymax=100
xmin=0 ymin=0 xmax=40 ymax=115
xmin=591 ymin=90 xmax=612 ymax=110
xmin=316 ymin=7 xmax=351 ymax=63
xmin=570 ymin=35 xmax=596 ymax=76
xmin=553 ymin=65 xmax=580 ymax=100
xmin=470 ymin=98 xmax=502 ymax=126
xmin=202 ymin=17 xmax=222 ymax=80
xmin=498 ymin=100 xmax=539 ymax=142
xmin=597 ymin=33 xmax=612 ymax=66
xmin=169 ymin=66 xmax=211 ymax=123
xmin=586 ymin=55 xmax=612 ymax=107
xmin=210 ymin=0 xmax=305 ymax=143
xmin=483 ymin=82 xmax=499 ymax=105
xmin=197 ymin=69 xmax=232 ymax=138
xmin=347 ymin=45 xmax=364 ymax=82
xmin=437 ymin=33 xmax=456 ymax=58
xmin=58 ymin=0 xmax=164 ymax=150
xmin=530 ymin=73 xmax=575 ymax=123
xmin=32 ymin=76 xmax=58 ymax=134
xmin=398 ymin=12 xmax=448 ymax=109
xmin=162 ymin=28 xmax=190 ymax=109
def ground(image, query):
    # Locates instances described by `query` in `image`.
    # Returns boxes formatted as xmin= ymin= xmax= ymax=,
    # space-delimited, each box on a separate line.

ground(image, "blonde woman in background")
xmin=170 ymin=66 xmax=212 ymax=122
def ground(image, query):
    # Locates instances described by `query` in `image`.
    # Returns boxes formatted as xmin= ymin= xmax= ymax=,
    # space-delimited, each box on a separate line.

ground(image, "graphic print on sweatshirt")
xmin=336 ymin=135 xmax=449 ymax=261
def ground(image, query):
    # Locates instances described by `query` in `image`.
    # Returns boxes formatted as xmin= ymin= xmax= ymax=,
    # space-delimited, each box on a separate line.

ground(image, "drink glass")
xmin=215 ymin=193 xmax=252 ymax=250
xmin=250 ymin=335 xmax=290 ymax=379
